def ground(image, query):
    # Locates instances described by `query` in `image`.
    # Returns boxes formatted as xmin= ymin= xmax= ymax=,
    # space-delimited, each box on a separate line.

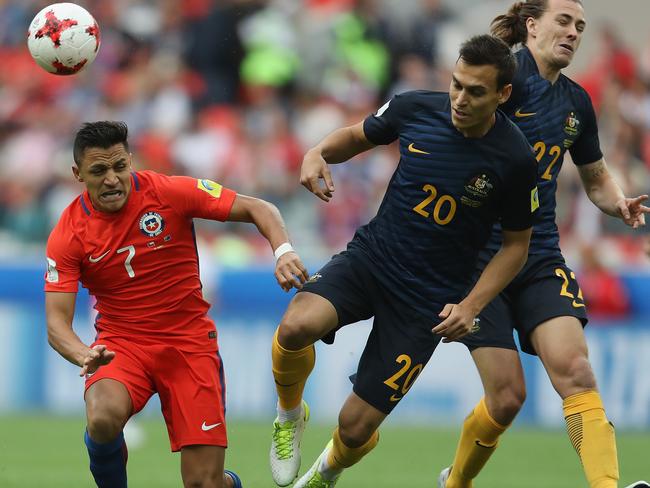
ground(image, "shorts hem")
xmin=171 ymin=438 xmax=228 ymax=452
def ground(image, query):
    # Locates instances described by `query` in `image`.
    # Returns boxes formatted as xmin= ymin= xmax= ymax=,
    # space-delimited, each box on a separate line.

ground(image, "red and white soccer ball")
xmin=27 ymin=3 xmax=100 ymax=75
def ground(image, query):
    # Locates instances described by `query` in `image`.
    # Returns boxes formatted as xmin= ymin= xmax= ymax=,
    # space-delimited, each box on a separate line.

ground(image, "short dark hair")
xmin=458 ymin=34 xmax=517 ymax=89
xmin=73 ymin=121 xmax=129 ymax=166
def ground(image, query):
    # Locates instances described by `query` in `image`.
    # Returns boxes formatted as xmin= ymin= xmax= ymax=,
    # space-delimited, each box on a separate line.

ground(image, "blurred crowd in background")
xmin=1 ymin=0 xmax=650 ymax=316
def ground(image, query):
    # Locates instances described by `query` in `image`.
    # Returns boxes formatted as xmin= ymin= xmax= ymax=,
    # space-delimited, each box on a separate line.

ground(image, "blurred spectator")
xmin=0 ymin=0 xmax=649 ymax=268
xmin=579 ymin=244 xmax=631 ymax=320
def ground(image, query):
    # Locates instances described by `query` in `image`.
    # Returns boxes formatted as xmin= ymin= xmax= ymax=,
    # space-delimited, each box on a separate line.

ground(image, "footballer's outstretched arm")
xmin=432 ymin=227 xmax=532 ymax=342
xmin=578 ymin=158 xmax=650 ymax=228
xmin=301 ymin=121 xmax=376 ymax=202
xmin=45 ymin=291 xmax=115 ymax=376
xmin=227 ymin=194 xmax=309 ymax=291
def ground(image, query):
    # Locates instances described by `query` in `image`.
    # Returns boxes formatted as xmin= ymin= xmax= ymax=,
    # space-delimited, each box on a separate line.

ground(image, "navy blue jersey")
xmin=349 ymin=90 xmax=538 ymax=319
xmin=486 ymin=46 xmax=603 ymax=254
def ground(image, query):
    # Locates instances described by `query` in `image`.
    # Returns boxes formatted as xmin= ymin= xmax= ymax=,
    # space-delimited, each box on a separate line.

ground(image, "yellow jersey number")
xmin=533 ymin=142 xmax=562 ymax=181
xmin=555 ymin=267 xmax=585 ymax=308
xmin=413 ymin=184 xmax=457 ymax=225
xmin=384 ymin=354 xmax=424 ymax=402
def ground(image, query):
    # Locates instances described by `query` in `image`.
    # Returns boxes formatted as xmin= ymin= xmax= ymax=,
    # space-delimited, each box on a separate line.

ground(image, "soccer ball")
xmin=27 ymin=3 xmax=100 ymax=75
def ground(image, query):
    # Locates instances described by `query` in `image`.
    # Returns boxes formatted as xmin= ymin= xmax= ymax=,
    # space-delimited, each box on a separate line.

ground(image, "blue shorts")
xmin=300 ymin=250 xmax=442 ymax=414
xmin=460 ymin=251 xmax=588 ymax=355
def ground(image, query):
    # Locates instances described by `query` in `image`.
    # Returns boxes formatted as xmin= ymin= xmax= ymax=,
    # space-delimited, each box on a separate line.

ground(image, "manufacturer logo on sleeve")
xmin=139 ymin=212 xmax=164 ymax=237
xmin=198 ymin=179 xmax=223 ymax=198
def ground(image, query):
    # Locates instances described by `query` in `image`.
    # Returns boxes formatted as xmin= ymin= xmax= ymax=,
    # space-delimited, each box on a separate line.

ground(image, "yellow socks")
xmin=327 ymin=427 xmax=379 ymax=470
xmin=563 ymin=390 xmax=618 ymax=488
xmin=446 ymin=397 xmax=508 ymax=488
xmin=271 ymin=328 xmax=315 ymax=410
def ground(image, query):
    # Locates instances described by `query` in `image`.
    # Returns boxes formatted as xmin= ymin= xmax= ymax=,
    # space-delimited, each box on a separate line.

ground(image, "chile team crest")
xmin=139 ymin=211 xmax=164 ymax=237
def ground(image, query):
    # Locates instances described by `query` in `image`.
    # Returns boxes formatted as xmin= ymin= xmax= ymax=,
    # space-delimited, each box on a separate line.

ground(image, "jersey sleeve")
xmin=151 ymin=173 xmax=237 ymax=221
xmin=363 ymin=92 xmax=410 ymax=145
xmin=44 ymin=218 xmax=83 ymax=292
xmin=568 ymin=92 xmax=603 ymax=165
xmin=500 ymin=146 xmax=539 ymax=231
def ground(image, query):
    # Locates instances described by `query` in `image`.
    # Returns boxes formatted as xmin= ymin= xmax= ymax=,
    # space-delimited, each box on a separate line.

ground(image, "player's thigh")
xmin=180 ymin=445 xmax=226 ymax=488
xmin=459 ymin=290 xmax=518 ymax=352
xmin=84 ymin=337 xmax=155 ymax=421
xmin=153 ymin=347 xmax=227 ymax=452
xmin=471 ymin=347 xmax=525 ymax=397
xmin=284 ymin=251 xmax=374 ymax=346
xmin=353 ymin=301 xmax=438 ymax=415
xmin=529 ymin=316 xmax=595 ymax=393
xmin=513 ymin=257 xmax=588 ymax=355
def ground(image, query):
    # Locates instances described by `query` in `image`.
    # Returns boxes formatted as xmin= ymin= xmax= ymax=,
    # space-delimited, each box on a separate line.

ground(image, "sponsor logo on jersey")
xmin=46 ymin=257 xmax=59 ymax=283
xmin=514 ymin=108 xmax=536 ymax=118
xmin=563 ymin=111 xmax=580 ymax=136
xmin=407 ymin=142 xmax=430 ymax=155
xmin=461 ymin=173 xmax=494 ymax=207
xmin=139 ymin=211 xmax=164 ymax=237
xmin=89 ymin=250 xmax=111 ymax=263
xmin=198 ymin=179 xmax=223 ymax=198
xmin=531 ymin=187 xmax=540 ymax=212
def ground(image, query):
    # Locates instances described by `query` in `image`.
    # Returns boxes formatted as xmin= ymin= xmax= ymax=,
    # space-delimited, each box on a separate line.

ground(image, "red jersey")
xmin=45 ymin=171 xmax=236 ymax=351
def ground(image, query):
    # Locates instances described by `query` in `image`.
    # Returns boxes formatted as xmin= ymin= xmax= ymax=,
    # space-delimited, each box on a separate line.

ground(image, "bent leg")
xmin=273 ymin=292 xmax=337 ymax=410
xmin=295 ymin=393 xmax=383 ymax=487
xmin=270 ymin=292 xmax=339 ymax=486
xmin=84 ymin=378 xmax=132 ymax=488
xmin=531 ymin=317 xmax=618 ymax=488
xmin=445 ymin=347 xmax=524 ymax=488
xmin=181 ymin=445 xmax=229 ymax=488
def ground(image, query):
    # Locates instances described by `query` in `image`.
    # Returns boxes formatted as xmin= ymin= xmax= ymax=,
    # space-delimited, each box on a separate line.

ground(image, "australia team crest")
xmin=139 ymin=211 xmax=164 ymax=237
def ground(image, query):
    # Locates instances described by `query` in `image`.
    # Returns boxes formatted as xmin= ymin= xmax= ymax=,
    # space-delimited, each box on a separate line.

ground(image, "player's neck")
xmin=529 ymin=49 xmax=562 ymax=84
xmin=457 ymin=114 xmax=496 ymax=139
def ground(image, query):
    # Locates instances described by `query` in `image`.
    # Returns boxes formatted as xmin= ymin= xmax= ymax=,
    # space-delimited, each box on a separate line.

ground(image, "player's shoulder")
xmin=132 ymin=169 xmax=165 ymax=188
xmin=392 ymin=90 xmax=450 ymax=112
xmin=558 ymin=73 xmax=594 ymax=107
xmin=494 ymin=110 xmax=535 ymax=162
xmin=48 ymin=194 xmax=88 ymax=245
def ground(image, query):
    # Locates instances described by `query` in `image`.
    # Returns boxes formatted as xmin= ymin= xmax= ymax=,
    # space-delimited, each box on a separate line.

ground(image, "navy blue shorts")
xmin=300 ymin=250 xmax=441 ymax=414
xmin=460 ymin=252 xmax=588 ymax=355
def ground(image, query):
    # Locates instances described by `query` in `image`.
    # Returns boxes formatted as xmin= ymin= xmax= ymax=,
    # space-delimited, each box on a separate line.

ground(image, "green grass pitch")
xmin=0 ymin=415 xmax=647 ymax=487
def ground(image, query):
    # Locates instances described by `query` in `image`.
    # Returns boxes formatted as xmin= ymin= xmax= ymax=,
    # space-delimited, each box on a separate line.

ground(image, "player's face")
xmin=527 ymin=0 xmax=585 ymax=70
xmin=73 ymin=143 xmax=132 ymax=213
xmin=449 ymin=59 xmax=512 ymax=137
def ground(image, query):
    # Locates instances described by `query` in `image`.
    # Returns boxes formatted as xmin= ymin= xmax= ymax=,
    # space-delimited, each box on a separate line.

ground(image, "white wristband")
xmin=274 ymin=242 xmax=294 ymax=260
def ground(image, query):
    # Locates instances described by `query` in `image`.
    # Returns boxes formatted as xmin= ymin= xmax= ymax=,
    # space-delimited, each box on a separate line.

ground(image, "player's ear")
xmin=72 ymin=165 xmax=83 ymax=182
xmin=498 ymin=83 xmax=513 ymax=105
xmin=526 ymin=16 xmax=537 ymax=38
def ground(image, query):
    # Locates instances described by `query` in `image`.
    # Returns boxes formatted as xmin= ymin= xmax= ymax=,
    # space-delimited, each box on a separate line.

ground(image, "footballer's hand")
xmin=615 ymin=195 xmax=650 ymax=229
xmin=300 ymin=150 xmax=335 ymax=202
xmin=432 ymin=303 xmax=476 ymax=343
xmin=79 ymin=344 xmax=115 ymax=377
xmin=275 ymin=252 xmax=309 ymax=292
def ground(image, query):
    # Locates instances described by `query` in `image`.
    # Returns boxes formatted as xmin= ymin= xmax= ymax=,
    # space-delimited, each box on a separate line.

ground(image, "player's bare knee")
xmin=338 ymin=420 xmax=375 ymax=448
xmin=489 ymin=386 xmax=525 ymax=423
xmin=86 ymin=411 xmax=123 ymax=443
xmin=566 ymin=356 xmax=597 ymax=390
xmin=278 ymin=312 xmax=320 ymax=350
